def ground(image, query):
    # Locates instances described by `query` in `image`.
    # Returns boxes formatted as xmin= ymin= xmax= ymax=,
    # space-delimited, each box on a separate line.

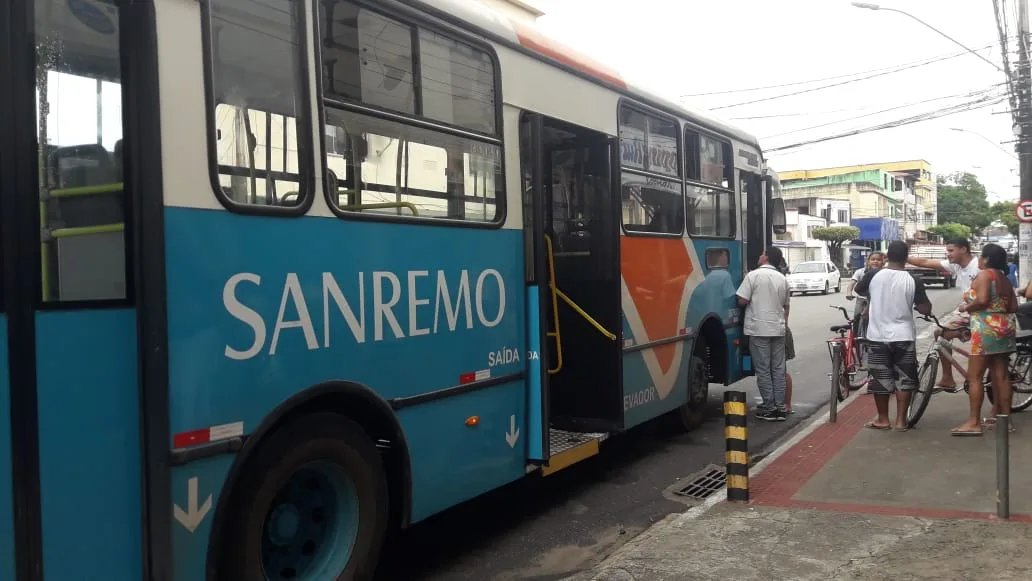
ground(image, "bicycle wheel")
xmin=848 ymin=339 xmax=869 ymax=390
xmin=906 ymin=355 xmax=938 ymax=429
xmin=983 ymin=349 xmax=1032 ymax=412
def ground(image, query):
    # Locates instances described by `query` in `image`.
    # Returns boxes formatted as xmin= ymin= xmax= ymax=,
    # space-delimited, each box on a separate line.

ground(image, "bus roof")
xmin=402 ymin=0 xmax=762 ymax=149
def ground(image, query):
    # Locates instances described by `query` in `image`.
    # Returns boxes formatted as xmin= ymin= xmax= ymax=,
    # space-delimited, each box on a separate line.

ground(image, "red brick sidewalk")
xmin=749 ymin=394 xmax=1032 ymax=521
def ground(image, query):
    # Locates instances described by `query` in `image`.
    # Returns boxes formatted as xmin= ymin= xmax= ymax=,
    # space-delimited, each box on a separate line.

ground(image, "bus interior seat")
xmin=46 ymin=143 xmax=124 ymax=229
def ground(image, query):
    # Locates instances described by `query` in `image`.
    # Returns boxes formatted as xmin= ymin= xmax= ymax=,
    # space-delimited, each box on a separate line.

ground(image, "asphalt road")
xmin=375 ymin=283 xmax=963 ymax=581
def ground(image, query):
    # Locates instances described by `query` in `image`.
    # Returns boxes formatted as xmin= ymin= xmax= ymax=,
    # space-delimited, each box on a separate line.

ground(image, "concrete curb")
xmin=562 ymin=391 xmax=866 ymax=581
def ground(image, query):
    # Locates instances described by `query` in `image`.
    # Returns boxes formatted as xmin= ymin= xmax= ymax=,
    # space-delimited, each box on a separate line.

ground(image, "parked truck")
xmin=906 ymin=244 xmax=956 ymax=288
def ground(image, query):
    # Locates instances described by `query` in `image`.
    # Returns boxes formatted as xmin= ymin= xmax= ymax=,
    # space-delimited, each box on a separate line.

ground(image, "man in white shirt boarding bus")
xmin=737 ymin=247 xmax=791 ymax=422
xmin=856 ymin=241 xmax=933 ymax=431
xmin=906 ymin=238 xmax=979 ymax=390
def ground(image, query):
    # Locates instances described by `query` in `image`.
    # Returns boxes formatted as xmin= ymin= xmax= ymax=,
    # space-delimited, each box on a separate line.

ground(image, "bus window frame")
xmin=616 ymin=98 xmax=684 ymax=239
xmin=684 ymin=126 xmax=736 ymax=240
xmin=315 ymin=0 xmax=506 ymax=230
xmin=200 ymin=0 xmax=317 ymax=217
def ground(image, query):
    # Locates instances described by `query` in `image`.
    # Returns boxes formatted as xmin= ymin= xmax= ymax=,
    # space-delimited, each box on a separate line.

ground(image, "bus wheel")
xmin=218 ymin=413 xmax=388 ymax=581
xmin=677 ymin=340 xmax=710 ymax=431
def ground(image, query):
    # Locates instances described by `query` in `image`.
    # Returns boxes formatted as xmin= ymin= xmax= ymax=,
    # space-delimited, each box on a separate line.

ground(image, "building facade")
xmin=778 ymin=160 xmax=937 ymax=242
xmin=774 ymin=208 xmax=830 ymax=267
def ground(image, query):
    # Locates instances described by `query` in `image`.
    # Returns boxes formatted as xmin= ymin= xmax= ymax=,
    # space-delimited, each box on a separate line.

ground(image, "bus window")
xmin=687 ymin=185 xmax=734 ymax=238
xmin=324 ymin=109 xmax=501 ymax=221
xmin=36 ymin=2 xmax=128 ymax=302
xmin=418 ymin=29 xmax=496 ymax=134
xmin=618 ymin=103 xmax=683 ymax=235
xmin=207 ymin=0 xmax=308 ymax=208
xmin=621 ymin=176 xmax=683 ymax=235
xmin=685 ymin=129 xmax=735 ymax=239
xmin=319 ymin=0 xmax=503 ymax=223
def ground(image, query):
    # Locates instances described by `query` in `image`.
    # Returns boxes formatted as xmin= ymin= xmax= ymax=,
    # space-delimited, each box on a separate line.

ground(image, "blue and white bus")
xmin=0 ymin=0 xmax=786 ymax=579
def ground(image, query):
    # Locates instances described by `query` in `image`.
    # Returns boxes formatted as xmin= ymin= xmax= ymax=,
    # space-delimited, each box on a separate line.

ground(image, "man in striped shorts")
xmin=855 ymin=241 xmax=932 ymax=431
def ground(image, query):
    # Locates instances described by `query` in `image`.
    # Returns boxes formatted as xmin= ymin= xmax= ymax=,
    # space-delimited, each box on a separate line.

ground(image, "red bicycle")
xmin=827 ymin=298 xmax=870 ymax=413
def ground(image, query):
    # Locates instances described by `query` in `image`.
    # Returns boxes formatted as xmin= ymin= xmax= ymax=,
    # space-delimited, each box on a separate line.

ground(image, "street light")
xmin=850 ymin=2 xmax=1007 ymax=74
xmin=950 ymin=127 xmax=1020 ymax=160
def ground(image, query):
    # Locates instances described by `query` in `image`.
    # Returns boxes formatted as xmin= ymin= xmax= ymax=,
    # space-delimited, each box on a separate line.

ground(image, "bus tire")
xmin=677 ymin=339 xmax=710 ymax=431
xmin=217 ymin=413 xmax=388 ymax=581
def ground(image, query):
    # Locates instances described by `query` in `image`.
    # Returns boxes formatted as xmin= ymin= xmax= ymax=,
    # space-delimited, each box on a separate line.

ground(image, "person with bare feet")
xmin=906 ymin=238 xmax=979 ymax=392
xmin=855 ymin=241 xmax=932 ymax=431
xmin=951 ymin=243 xmax=1018 ymax=436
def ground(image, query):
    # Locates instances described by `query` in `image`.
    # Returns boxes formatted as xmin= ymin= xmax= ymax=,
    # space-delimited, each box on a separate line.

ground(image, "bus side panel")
xmin=689 ymin=239 xmax=746 ymax=384
xmin=0 ymin=320 xmax=13 ymax=581
xmin=171 ymin=457 xmax=235 ymax=581
xmin=34 ymin=309 xmax=141 ymax=581
xmin=400 ymin=379 xmax=526 ymax=522
xmin=618 ymin=236 xmax=695 ymax=428
xmin=163 ymin=209 xmax=528 ymax=552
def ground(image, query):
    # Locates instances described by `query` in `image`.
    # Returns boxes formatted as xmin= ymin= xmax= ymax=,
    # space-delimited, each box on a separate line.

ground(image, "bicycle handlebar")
xmin=829 ymin=305 xmax=852 ymax=322
xmin=918 ymin=312 xmax=970 ymax=332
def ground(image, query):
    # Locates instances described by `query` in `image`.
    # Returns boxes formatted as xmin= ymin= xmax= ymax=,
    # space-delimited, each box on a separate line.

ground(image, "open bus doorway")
xmin=520 ymin=113 xmax=621 ymax=472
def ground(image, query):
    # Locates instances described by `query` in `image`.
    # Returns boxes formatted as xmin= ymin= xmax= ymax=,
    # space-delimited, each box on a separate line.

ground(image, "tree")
xmin=936 ymin=172 xmax=991 ymax=232
xmin=812 ymin=225 xmax=861 ymax=270
xmin=927 ymin=222 xmax=972 ymax=241
xmin=990 ymin=201 xmax=1019 ymax=236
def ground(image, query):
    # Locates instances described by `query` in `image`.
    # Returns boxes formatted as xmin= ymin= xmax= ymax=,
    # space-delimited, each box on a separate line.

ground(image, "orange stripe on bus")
xmin=514 ymin=24 xmax=627 ymax=89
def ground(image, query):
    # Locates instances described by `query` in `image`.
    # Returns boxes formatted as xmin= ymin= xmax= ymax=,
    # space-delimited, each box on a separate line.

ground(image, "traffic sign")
xmin=1017 ymin=200 xmax=1032 ymax=223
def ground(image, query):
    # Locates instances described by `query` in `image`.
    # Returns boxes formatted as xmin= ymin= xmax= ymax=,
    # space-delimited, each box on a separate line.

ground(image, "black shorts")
xmin=786 ymin=327 xmax=795 ymax=361
xmin=867 ymin=341 xmax=918 ymax=394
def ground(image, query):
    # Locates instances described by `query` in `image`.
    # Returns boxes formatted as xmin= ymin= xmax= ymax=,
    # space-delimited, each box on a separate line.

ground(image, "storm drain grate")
xmin=673 ymin=465 xmax=726 ymax=500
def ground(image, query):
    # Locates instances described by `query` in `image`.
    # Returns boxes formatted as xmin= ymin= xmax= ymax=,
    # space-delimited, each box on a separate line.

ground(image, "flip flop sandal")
xmin=951 ymin=428 xmax=984 ymax=437
xmin=864 ymin=421 xmax=891 ymax=430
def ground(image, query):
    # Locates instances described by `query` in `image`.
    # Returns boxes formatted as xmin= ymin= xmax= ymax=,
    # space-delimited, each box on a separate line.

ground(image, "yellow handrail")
xmin=544 ymin=235 xmax=564 ymax=375
xmin=338 ymin=201 xmax=420 ymax=216
xmin=51 ymin=223 xmax=124 ymax=239
xmin=50 ymin=182 xmax=124 ymax=198
xmin=40 ymin=182 xmax=125 ymax=301
xmin=543 ymin=235 xmax=616 ymax=375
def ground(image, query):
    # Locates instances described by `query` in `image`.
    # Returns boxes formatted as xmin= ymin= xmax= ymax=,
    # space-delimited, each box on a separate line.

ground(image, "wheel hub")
xmin=268 ymin=503 xmax=301 ymax=546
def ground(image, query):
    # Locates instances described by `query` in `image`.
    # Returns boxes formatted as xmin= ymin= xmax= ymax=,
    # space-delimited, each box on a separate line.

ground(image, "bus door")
xmin=520 ymin=112 xmax=621 ymax=475
xmin=0 ymin=1 xmax=155 ymax=579
xmin=741 ymin=171 xmax=766 ymax=273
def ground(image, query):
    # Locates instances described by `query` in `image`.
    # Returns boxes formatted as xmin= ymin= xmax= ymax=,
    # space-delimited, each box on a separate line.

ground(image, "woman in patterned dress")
xmin=952 ymin=243 xmax=1018 ymax=436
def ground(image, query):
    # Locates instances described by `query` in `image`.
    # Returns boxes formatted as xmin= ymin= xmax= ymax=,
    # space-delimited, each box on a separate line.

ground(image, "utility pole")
xmin=1019 ymin=0 xmax=1032 ymax=289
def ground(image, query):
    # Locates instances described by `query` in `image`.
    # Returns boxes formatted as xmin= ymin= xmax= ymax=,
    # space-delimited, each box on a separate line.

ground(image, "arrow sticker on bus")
xmin=505 ymin=414 xmax=520 ymax=448
xmin=174 ymin=477 xmax=212 ymax=533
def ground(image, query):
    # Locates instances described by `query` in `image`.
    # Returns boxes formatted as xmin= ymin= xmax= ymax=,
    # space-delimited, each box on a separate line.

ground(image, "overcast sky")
xmin=534 ymin=0 xmax=1019 ymax=203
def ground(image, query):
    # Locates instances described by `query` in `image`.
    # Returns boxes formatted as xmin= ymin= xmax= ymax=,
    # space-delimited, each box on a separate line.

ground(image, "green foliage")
xmin=811 ymin=226 xmax=861 ymax=244
xmin=927 ymin=222 xmax=972 ymax=240
xmin=812 ymin=226 xmax=861 ymax=270
xmin=936 ymin=172 xmax=991 ymax=231
xmin=990 ymin=201 xmax=1019 ymax=236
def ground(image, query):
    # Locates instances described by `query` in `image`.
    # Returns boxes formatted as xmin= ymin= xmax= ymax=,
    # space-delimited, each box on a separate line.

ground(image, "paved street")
xmin=376 ymin=284 xmax=963 ymax=581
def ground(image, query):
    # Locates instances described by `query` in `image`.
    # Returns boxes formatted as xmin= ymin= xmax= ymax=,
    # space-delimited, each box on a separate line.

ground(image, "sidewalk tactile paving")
xmin=751 ymin=395 xmax=869 ymax=504
xmin=749 ymin=395 xmax=1032 ymax=521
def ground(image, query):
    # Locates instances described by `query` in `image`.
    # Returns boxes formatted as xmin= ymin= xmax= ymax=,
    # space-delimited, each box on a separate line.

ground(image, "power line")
xmin=681 ymin=42 xmax=1006 ymax=98
xmin=712 ymin=43 xmax=1001 ymax=110
xmin=766 ymin=96 xmax=1006 ymax=153
xmin=761 ymin=84 xmax=1006 ymax=139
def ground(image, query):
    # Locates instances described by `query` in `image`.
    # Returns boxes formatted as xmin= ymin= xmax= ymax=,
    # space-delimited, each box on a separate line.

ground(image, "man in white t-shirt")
xmin=737 ymin=247 xmax=790 ymax=422
xmin=856 ymin=241 xmax=932 ymax=430
xmin=906 ymin=238 xmax=979 ymax=390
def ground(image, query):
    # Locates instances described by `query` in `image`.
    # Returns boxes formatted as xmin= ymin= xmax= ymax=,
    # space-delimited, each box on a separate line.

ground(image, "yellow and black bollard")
xmin=723 ymin=390 xmax=749 ymax=502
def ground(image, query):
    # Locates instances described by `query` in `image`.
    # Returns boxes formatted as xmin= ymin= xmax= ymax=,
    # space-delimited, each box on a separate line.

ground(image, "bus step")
xmin=543 ymin=428 xmax=606 ymax=476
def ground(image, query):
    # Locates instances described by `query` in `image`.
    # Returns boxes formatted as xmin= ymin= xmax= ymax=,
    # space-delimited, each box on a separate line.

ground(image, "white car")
xmin=787 ymin=261 xmax=841 ymax=296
